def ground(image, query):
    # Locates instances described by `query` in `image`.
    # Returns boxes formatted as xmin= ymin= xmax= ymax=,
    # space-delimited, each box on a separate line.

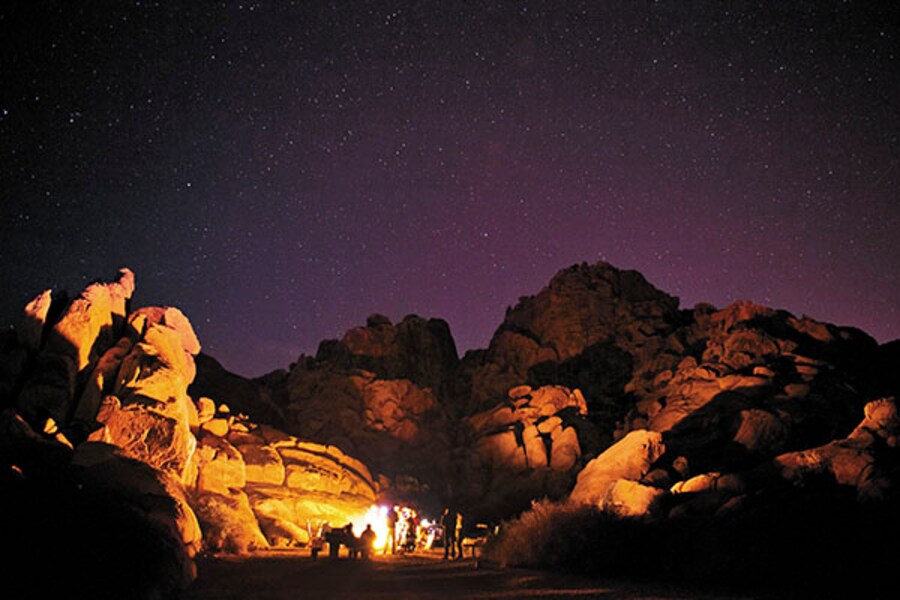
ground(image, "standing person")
xmin=325 ymin=522 xmax=340 ymax=558
xmin=360 ymin=524 xmax=377 ymax=560
xmin=385 ymin=505 xmax=399 ymax=555
xmin=403 ymin=510 xmax=418 ymax=552
xmin=344 ymin=523 xmax=359 ymax=559
xmin=440 ymin=507 xmax=456 ymax=560
xmin=454 ymin=511 xmax=464 ymax=560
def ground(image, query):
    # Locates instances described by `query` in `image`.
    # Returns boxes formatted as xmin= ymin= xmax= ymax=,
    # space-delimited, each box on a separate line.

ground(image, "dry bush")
xmin=484 ymin=498 xmax=607 ymax=571
xmin=485 ymin=487 xmax=900 ymax=597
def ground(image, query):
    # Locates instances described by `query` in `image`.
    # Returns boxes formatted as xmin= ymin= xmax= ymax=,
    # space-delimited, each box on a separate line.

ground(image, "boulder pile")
xmin=0 ymin=270 xmax=378 ymax=597
xmin=5 ymin=260 xmax=898 ymax=595
xmin=192 ymin=260 xmax=899 ymax=525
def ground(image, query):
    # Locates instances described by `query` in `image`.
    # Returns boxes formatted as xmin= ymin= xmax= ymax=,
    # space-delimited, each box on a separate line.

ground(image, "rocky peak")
xmin=314 ymin=313 xmax=460 ymax=399
xmin=497 ymin=261 xmax=681 ymax=360
xmin=463 ymin=261 xmax=683 ymax=418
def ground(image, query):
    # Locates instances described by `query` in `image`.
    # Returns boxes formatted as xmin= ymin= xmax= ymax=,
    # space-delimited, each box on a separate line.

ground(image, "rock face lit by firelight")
xmin=0 ymin=270 xmax=379 ymax=598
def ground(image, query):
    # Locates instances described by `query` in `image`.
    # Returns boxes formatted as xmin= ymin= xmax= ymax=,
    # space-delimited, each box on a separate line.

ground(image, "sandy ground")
xmin=183 ymin=550 xmax=754 ymax=600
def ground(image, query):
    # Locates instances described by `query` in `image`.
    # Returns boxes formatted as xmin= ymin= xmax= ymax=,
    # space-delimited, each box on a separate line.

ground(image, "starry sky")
xmin=1 ymin=2 xmax=898 ymax=376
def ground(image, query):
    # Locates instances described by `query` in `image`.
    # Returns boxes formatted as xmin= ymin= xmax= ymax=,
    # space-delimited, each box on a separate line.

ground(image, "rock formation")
xmin=188 ymin=402 xmax=376 ymax=552
xmin=559 ymin=282 xmax=897 ymax=520
xmin=0 ymin=270 xmax=381 ymax=597
xmin=194 ymin=332 xmax=599 ymax=520
xmin=315 ymin=313 xmax=462 ymax=402
xmin=5 ymin=260 xmax=898 ymax=595
xmin=459 ymin=385 xmax=591 ymax=518
xmin=192 ymin=260 xmax=899 ymax=526
xmin=461 ymin=263 xmax=682 ymax=438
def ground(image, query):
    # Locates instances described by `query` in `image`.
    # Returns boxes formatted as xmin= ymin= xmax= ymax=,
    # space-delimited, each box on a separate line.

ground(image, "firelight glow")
xmin=350 ymin=505 xmax=390 ymax=551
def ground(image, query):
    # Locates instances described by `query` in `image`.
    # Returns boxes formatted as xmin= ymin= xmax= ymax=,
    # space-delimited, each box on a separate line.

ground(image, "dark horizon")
xmin=2 ymin=2 xmax=898 ymax=377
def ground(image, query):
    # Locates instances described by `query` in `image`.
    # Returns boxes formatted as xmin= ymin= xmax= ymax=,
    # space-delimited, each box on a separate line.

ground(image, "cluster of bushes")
xmin=485 ymin=487 xmax=898 ymax=597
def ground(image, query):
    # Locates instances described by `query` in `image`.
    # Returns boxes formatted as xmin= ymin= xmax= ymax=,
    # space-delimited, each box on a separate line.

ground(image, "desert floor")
xmin=184 ymin=550 xmax=753 ymax=600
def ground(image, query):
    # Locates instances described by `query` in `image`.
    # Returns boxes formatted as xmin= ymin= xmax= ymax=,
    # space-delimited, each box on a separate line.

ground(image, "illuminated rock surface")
xmin=256 ymin=366 xmax=453 ymax=503
xmin=0 ymin=270 xmax=381 ymax=598
xmin=570 ymin=430 xmax=666 ymax=506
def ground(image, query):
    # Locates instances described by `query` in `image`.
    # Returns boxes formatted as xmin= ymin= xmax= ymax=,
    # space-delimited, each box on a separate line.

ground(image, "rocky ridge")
xmin=193 ymin=260 xmax=899 ymax=523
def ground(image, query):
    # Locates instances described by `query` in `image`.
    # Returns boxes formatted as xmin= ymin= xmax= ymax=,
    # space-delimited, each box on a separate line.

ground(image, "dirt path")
xmin=184 ymin=551 xmax=751 ymax=600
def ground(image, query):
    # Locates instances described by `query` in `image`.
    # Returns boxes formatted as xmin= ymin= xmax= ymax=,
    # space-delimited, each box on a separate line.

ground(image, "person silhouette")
xmin=360 ymin=524 xmax=377 ymax=559
xmin=385 ymin=505 xmax=399 ymax=555
xmin=454 ymin=511 xmax=464 ymax=560
xmin=440 ymin=507 xmax=457 ymax=560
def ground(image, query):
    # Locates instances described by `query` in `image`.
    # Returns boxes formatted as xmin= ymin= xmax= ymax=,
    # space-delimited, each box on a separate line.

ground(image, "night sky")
xmin=1 ymin=2 xmax=898 ymax=377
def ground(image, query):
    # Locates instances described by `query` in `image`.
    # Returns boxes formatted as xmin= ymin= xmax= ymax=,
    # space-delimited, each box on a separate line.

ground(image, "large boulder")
xmin=72 ymin=442 xmax=202 ymax=559
xmin=2 ymin=437 xmax=197 ymax=598
xmin=102 ymin=308 xmax=201 ymax=481
xmin=602 ymin=479 xmax=666 ymax=518
xmin=774 ymin=397 xmax=900 ymax=502
xmin=238 ymin=443 xmax=285 ymax=485
xmin=570 ymin=430 xmax=665 ymax=505
xmin=469 ymin=385 xmax=589 ymax=474
xmin=98 ymin=400 xmax=195 ymax=478
xmin=75 ymin=338 xmax=134 ymax=426
xmin=116 ymin=312 xmax=199 ymax=420
xmin=191 ymin=489 xmax=269 ymax=554
xmin=19 ymin=288 xmax=54 ymax=352
xmin=459 ymin=385 xmax=593 ymax=520
xmin=194 ymin=434 xmax=246 ymax=494
xmin=280 ymin=441 xmax=376 ymax=500
xmin=37 ymin=268 xmax=134 ymax=378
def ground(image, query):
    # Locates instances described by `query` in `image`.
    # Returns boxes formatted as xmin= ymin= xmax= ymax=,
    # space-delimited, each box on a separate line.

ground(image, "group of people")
xmin=384 ymin=505 xmax=423 ymax=554
xmin=440 ymin=507 xmax=464 ymax=560
xmin=313 ymin=522 xmax=377 ymax=560
xmin=310 ymin=504 xmax=469 ymax=561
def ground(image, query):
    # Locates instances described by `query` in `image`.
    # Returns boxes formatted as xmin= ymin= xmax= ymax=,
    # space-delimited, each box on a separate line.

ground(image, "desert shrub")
xmin=484 ymin=498 xmax=600 ymax=570
xmin=485 ymin=488 xmax=900 ymax=597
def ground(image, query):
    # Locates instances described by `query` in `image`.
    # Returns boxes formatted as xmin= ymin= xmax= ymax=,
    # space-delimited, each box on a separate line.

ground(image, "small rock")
xmin=201 ymin=418 xmax=229 ymax=438
xmin=197 ymin=398 xmax=216 ymax=425
xmin=508 ymin=385 xmax=532 ymax=400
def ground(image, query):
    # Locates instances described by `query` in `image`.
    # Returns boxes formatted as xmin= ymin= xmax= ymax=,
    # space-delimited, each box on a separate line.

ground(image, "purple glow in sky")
xmin=1 ymin=2 xmax=898 ymax=376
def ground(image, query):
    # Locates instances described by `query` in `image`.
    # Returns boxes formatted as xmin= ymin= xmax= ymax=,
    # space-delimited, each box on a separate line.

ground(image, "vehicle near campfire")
xmin=461 ymin=523 xmax=493 ymax=558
